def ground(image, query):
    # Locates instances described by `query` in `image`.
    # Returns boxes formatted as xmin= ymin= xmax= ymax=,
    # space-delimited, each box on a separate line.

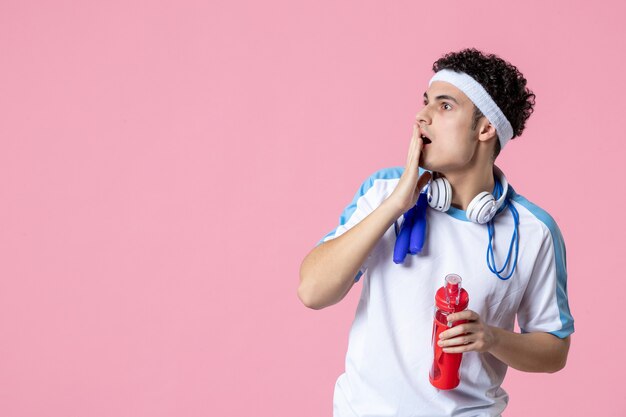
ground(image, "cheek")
xmin=448 ymin=121 xmax=475 ymax=147
xmin=439 ymin=135 xmax=475 ymax=163
xmin=441 ymin=130 xmax=471 ymax=152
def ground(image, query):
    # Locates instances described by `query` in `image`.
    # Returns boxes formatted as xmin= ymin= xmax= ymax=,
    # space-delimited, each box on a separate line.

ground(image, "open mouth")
xmin=421 ymin=134 xmax=432 ymax=145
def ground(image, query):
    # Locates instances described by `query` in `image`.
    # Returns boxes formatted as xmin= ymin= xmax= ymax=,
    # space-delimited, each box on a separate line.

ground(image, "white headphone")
xmin=427 ymin=166 xmax=509 ymax=224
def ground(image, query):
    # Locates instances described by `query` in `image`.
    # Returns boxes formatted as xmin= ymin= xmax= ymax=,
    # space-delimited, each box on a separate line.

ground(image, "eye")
xmin=442 ymin=103 xmax=452 ymax=110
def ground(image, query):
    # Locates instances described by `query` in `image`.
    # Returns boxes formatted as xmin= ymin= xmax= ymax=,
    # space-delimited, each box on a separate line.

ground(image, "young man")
xmin=298 ymin=48 xmax=574 ymax=416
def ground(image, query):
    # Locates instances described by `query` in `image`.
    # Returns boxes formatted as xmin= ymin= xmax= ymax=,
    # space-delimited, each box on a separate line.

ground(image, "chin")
xmin=419 ymin=157 xmax=437 ymax=172
xmin=419 ymin=162 xmax=433 ymax=172
xmin=420 ymin=153 xmax=468 ymax=174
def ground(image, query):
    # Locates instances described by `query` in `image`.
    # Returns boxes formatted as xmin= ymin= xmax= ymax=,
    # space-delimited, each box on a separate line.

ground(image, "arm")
xmin=438 ymin=310 xmax=571 ymax=373
xmin=298 ymin=198 xmax=404 ymax=310
xmin=298 ymin=124 xmax=431 ymax=310
xmin=298 ymin=199 xmax=402 ymax=310
xmin=488 ymin=327 xmax=570 ymax=373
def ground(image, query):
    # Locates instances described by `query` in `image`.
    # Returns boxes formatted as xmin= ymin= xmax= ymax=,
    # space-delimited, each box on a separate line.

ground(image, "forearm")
xmin=488 ymin=326 xmax=570 ymax=373
xmin=298 ymin=198 xmax=403 ymax=310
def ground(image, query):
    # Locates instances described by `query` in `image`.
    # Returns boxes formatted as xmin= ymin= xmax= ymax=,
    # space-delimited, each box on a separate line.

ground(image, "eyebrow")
xmin=423 ymin=92 xmax=460 ymax=105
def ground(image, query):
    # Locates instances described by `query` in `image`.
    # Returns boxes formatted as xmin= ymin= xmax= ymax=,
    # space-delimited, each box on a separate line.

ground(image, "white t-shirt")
xmin=319 ymin=167 xmax=574 ymax=417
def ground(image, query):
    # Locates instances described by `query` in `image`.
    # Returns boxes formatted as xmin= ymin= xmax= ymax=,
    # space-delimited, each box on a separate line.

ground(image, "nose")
xmin=415 ymin=105 xmax=431 ymax=126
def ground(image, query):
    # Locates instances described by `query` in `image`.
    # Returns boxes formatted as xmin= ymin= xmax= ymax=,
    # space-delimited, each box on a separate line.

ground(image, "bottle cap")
xmin=435 ymin=274 xmax=469 ymax=313
xmin=445 ymin=274 xmax=462 ymax=306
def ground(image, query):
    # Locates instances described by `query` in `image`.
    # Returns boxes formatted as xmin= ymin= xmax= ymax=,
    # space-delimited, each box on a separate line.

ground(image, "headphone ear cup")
xmin=427 ymin=177 xmax=451 ymax=212
xmin=466 ymin=191 xmax=497 ymax=224
xmin=493 ymin=165 xmax=509 ymax=212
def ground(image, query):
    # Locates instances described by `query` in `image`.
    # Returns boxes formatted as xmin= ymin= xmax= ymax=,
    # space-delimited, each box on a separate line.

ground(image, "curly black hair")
xmin=432 ymin=48 xmax=536 ymax=158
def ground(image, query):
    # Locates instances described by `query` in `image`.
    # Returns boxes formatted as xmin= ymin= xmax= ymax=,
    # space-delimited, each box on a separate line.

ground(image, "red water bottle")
xmin=429 ymin=274 xmax=469 ymax=390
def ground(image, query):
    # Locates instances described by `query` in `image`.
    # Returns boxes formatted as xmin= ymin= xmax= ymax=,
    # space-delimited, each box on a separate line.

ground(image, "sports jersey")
xmin=318 ymin=166 xmax=575 ymax=417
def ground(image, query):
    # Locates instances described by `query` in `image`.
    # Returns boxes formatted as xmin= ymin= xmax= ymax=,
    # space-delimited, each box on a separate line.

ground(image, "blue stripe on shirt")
xmin=318 ymin=166 xmax=405 ymax=245
xmin=510 ymin=190 xmax=575 ymax=339
xmin=317 ymin=166 xmax=406 ymax=282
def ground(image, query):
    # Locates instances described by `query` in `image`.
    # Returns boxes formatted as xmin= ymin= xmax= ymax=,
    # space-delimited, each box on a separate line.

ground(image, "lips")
xmin=418 ymin=127 xmax=432 ymax=144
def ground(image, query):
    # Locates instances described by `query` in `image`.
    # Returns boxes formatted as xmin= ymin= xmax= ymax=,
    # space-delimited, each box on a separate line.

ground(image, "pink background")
xmin=1 ymin=0 xmax=624 ymax=416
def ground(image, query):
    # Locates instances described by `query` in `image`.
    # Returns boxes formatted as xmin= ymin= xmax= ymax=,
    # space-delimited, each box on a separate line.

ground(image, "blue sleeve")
xmin=513 ymin=194 xmax=574 ymax=339
xmin=317 ymin=167 xmax=405 ymax=282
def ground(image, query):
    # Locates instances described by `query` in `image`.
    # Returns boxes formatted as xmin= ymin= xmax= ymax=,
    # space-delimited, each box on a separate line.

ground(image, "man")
xmin=298 ymin=48 xmax=574 ymax=416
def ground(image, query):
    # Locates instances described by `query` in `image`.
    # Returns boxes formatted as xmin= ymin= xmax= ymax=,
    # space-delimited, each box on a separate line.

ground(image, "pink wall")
xmin=1 ymin=0 xmax=623 ymax=415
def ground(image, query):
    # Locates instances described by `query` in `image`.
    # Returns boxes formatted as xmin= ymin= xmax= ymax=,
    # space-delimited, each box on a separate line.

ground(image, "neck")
xmin=442 ymin=163 xmax=496 ymax=211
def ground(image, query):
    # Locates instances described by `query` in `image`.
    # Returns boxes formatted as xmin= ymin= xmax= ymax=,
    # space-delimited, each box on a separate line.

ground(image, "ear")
xmin=477 ymin=119 xmax=498 ymax=144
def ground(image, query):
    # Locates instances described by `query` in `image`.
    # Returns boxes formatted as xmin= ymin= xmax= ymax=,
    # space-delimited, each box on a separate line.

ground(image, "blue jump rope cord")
xmin=486 ymin=196 xmax=520 ymax=281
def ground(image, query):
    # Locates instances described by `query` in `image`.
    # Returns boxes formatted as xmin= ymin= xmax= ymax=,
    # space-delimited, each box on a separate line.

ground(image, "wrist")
xmin=382 ymin=196 xmax=408 ymax=218
xmin=488 ymin=325 xmax=503 ymax=353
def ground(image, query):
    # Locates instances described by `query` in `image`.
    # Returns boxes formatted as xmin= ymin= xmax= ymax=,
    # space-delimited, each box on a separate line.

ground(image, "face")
xmin=415 ymin=81 xmax=483 ymax=174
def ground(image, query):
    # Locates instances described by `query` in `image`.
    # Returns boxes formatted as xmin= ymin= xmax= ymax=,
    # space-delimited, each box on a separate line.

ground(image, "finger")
xmin=439 ymin=323 xmax=479 ymax=340
xmin=447 ymin=310 xmax=480 ymax=323
xmin=405 ymin=126 xmax=415 ymax=166
xmin=438 ymin=334 xmax=475 ymax=348
xmin=442 ymin=342 xmax=476 ymax=354
xmin=405 ymin=123 xmax=419 ymax=167
xmin=408 ymin=127 xmax=423 ymax=174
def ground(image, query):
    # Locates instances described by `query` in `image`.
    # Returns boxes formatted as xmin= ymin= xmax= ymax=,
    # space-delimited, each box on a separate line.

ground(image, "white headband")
xmin=429 ymin=69 xmax=514 ymax=149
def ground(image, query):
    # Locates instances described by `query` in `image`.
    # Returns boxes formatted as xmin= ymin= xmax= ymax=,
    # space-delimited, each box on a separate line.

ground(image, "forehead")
xmin=425 ymin=81 xmax=471 ymax=106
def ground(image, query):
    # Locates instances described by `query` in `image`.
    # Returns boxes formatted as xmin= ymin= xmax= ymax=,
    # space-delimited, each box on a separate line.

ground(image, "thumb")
xmin=416 ymin=171 xmax=432 ymax=193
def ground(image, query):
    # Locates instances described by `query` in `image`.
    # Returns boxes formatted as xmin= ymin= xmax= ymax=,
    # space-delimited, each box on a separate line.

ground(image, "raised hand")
xmin=387 ymin=123 xmax=432 ymax=213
